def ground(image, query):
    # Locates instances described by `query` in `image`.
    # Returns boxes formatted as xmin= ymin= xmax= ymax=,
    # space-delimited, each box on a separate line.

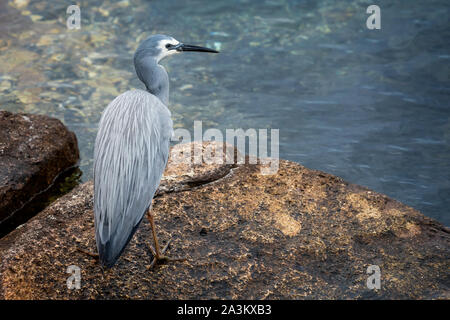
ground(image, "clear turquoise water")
xmin=0 ymin=0 xmax=449 ymax=225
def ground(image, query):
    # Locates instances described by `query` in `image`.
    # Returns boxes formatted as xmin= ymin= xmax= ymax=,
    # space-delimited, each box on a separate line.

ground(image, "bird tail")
xmin=96 ymin=213 xmax=145 ymax=268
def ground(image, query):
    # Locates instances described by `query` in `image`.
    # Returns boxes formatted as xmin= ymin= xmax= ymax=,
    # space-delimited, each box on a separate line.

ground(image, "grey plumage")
xmin=94 ymin=90 xmax=172 ymax=267
xmin=134 ymin=35 xmax=171 ymax=105
xmin=93 ymin=35 xmax=218 ymax=267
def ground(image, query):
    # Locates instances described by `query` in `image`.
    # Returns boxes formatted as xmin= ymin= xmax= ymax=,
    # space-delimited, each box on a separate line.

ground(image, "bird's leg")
xmin=147 ymin=210 xmax=164 ymax=259
xmin=146 ymin=210 xmax=187 ymax=269
xmin=146 ymin=241 xmax=157 ymax=257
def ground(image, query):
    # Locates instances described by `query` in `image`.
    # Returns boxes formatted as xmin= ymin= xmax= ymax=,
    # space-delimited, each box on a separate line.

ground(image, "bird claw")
xmin=76 ymin=247 xmax=99 ymax=261
xmin=147 ymin=239 xmax=187 ymax=269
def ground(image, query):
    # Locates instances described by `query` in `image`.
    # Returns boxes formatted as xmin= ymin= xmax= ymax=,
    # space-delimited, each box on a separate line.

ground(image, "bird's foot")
xmin=147 ymin=239 xmax=187 ymax=269
xmin=76 ymin=247 xmax=99 ymax=261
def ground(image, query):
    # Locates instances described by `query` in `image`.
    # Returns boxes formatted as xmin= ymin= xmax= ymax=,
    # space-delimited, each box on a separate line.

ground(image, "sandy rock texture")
xmin=0 ymin=142 xmax=448 ymax=299
xmin=0 ymin=111 xmax=79 ymax=233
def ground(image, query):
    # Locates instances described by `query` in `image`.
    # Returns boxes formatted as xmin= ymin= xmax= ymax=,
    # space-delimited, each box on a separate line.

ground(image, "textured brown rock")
xmin=0 ymin=111 xmax=79 ymax=231
xmin=0 ymin=142 xmax=448 ymax=299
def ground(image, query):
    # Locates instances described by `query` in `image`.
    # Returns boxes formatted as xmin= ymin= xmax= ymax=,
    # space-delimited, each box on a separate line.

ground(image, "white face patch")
xmin=156 ymin=37 xmax=181 ymax=61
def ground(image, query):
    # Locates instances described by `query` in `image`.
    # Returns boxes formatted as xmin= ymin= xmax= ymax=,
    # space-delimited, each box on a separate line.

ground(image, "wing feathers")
xmin=94 ymin=90 xmax=172 ymax=267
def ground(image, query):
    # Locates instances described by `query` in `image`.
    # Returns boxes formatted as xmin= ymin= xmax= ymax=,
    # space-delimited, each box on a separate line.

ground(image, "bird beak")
xmin=176 ymin=43 xmax=219 ymax=53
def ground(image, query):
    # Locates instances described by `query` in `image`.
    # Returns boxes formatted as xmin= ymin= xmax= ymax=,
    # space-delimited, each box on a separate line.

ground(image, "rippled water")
xmin=0 ymin=0 xmax=449 ymax=225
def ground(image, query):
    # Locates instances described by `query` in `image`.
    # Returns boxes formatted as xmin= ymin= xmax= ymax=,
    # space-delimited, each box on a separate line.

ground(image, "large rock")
xmin=0 ymin=142 xmax=448 ymax=299
xmin=0 ymin=111 xmax=79 ymax=234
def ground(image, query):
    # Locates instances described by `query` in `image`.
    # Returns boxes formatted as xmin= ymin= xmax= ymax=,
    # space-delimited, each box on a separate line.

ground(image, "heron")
xmin=92 ymin=34 xmax=218 ymax=268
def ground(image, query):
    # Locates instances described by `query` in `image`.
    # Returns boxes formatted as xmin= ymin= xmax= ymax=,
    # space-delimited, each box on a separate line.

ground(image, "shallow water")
xmin=0 ymin=0 xmax=449 ymax=225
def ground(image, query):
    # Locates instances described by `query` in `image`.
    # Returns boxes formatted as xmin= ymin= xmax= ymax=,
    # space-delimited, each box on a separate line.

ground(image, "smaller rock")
xmin=0 ymin=111 xmax=79 ymax=234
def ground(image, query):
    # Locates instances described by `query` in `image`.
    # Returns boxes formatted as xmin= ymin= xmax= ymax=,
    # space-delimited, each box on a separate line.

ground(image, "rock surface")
xmin=0 ymin=142 xmax=448 ymax=299
xmin=0 ymin=111 xmax=79 ymax=232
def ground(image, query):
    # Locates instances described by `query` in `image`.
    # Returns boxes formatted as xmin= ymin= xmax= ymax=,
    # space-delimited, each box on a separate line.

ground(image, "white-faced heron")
xmin=92 ymin=34 xmax=218 ymax=268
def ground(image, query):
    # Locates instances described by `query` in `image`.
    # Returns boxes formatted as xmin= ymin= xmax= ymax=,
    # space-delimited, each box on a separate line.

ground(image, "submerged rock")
xmin=0 ymin=141 xmax=448 ymax=299
xmin=0 ymin=111 xmax=79 ymax=235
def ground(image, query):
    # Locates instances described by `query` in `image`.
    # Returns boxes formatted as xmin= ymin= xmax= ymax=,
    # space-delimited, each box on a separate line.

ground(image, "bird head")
xmin=135 ymin=34 xmax=219 ymax=63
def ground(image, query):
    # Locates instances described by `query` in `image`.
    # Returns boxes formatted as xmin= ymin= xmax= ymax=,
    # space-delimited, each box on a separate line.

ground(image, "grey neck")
xmin=134 ymin=56 xmax=169 ymax=105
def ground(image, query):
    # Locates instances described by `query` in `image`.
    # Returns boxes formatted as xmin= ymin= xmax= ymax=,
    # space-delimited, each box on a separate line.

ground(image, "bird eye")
xmin=166 ymin=43 xmax=172 ymax=49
